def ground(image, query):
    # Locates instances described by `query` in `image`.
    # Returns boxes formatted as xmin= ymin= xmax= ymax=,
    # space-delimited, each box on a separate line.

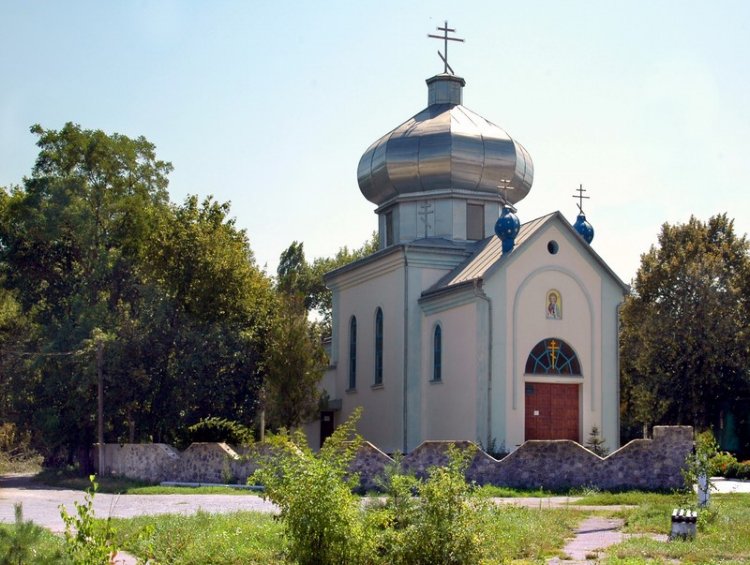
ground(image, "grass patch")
xmin=0 ymin=506 xmax=70 ymax=564
xmin=113 ymin=510 xmax=285 ymax=564
xmin=475 ymin=484 xmax=565 ymax=498
xmin=124 ymin=485 xmax=258 ymax=495
xmin=33 ymin=469 xmax=257 ymax=494
xmin=0 ymin=522 xmax=69 ymax=564
xmin=479 ymin=506 xmax=583 ymax=563
xmin=107 ymin=506 xmax=580 ymax=564
xmin=574 ymin=490 xmax=683 ymax=508
xmin=604 ymin=493 xmax=750 ymax=564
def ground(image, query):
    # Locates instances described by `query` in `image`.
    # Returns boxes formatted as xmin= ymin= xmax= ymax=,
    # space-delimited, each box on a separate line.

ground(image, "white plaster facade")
xmin=303 ymin=71 xmax=627 ymax=454
xmin=306 ymin=212 xmax=627 ymax=454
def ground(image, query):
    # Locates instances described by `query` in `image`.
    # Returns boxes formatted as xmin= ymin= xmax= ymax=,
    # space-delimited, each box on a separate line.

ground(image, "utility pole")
xmin=96 ymin=338 xmax=104 ymax=475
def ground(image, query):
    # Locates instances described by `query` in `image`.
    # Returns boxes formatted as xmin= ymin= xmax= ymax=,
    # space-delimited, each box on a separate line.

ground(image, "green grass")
xmin=475 ymin=484 xmax=567 ymax=498
xmin=107 ymin=505 xmax=581 ymax=564
xmin=479 ymin=505 xmax=583 ymax=563
xmin=113 ymin=510 xmax=286 ymax=564
xmin=574 ymin=490 xmax=685 ymax=508
xmin=0 ymin=513 xmax=70 ymax=564
xmin=603 ymin=493 xmax=750 ymax=564
xmin=33 ymin=469 xmax=258 ymax=494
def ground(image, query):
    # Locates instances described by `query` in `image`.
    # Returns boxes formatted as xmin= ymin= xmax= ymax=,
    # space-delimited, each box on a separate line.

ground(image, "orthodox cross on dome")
xmin=428 ymin=20 xmax=464 ymax=75
xmin=572 ymin=183 xmax=590 ymax=213
xmin=498 ymin=179 xmax=517 ymax=211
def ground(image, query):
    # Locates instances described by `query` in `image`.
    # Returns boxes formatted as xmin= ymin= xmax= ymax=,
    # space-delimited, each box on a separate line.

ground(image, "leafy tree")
xmin=262 ymin=295 xmax=326 ymax=431
xmin=0 ymin=124 xmax=276 ymax=459
xmin=0 ymin=123 xmax=172 ymax=460
xmin=268 ymin=236 xmax=378 ymax=431
xmin=130 ymin=195 xmax=276 ymax=443
xmin=620 ymin=214 xmax=750 ymax=440
xmin=277 ymin=233 xmax=378 ymax=334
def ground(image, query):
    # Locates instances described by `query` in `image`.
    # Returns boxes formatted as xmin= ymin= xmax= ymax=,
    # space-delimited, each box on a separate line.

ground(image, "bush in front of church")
xmin=369 ymin=445 xmax=487 ymax=565
xmin=250 ymin=408 xmax=373 ymax=565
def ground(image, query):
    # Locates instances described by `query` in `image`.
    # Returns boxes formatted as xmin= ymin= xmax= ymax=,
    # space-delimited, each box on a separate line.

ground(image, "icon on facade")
xmin=546 ymin=289 xmax=562 ymax=320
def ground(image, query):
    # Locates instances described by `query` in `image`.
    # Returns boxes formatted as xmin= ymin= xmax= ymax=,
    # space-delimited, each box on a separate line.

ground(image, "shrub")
xmin=59 ymin=475 xmax=118 ymax=564
xmin=373 ymin=445 xmax=487 ymax=565
xmin=710 ymin=450 xmax=738 ymax=476
xmin=0 ymin=423 xmax=43 ymax=474
xmin=185 ymin=417 xmax=254 ymax=446
xmin=250 ymin=408 xmax=373 ymax=565
xmin=584 ymin=426 xmax=609 ymax=456
xmin=724 ymin=460 xmax=750 ymax=480
xmin=683 ymin=430 xmax=718 ymax=492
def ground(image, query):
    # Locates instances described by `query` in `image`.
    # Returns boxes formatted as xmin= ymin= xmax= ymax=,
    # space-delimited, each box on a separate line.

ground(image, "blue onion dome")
xmin=495 ymin=206 xmax=521 ymax=253
xmin=357 ymin=74 xmax=533 ymax=207
xmin=574 ymin=212 xmax=594 ymax=244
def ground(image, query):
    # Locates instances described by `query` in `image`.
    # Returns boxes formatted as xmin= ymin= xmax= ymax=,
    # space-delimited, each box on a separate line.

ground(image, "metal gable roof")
xmin=422 ymin=211 xmax=628 ymax=298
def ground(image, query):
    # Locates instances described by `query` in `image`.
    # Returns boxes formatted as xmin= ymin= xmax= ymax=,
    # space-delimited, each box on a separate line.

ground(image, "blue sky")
xmin=1 ymin=1 xmax=749 ymax=283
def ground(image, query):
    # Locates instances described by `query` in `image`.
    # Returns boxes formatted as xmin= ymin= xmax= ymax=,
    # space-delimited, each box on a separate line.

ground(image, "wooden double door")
xmin=524 ymin=382 xmax=580 ymax=441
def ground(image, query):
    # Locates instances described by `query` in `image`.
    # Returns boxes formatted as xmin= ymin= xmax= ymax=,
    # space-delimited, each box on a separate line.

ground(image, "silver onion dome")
xmin=357 ymin=74 xmax=534 ymax=207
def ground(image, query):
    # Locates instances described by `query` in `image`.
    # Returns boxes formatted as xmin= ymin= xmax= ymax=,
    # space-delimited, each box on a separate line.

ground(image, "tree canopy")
xmin=277 ymin=234 xmax=378 ymax=335
xmin=0 ymin=123 xmax=282 ymax=462
xmin=620 ymin=214 xmax=750 ymax=448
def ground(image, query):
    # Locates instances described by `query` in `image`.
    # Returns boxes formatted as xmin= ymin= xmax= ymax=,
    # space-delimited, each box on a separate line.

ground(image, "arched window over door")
xmin=374 ymin=308 xmax=383 ymax=385
xmin=348 ymin=316 xmax=357 ymax=389
xmin=524 ymin=338 xmax=581 ymax=375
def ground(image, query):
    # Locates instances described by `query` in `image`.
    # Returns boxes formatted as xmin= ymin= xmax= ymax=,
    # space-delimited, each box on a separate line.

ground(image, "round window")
xmin=547 ymin=240 xmax=559 ymax=254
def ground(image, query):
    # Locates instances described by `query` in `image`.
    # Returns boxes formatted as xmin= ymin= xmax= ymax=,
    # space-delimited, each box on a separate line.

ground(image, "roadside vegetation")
xmin=3 ymin=484 xmax=750 ymax=563
xmin=605 ymin=493 xmax=750 ymax=563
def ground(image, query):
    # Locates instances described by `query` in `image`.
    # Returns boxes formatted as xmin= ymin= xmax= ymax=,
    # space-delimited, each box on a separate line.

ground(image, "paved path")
xmin=0 ymin=474 xmax=278 ymax=533
xmin=548 ymin=516 xmax=669 ymax=565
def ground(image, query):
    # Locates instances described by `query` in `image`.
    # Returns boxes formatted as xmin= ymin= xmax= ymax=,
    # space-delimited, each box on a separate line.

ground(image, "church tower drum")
xmin=357 ymin=73 xmax=534 ymax=246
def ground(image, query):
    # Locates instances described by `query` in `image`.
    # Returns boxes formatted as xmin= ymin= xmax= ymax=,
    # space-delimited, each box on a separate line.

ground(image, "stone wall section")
xmin=97 ymin=426 xmax=693 ymax=491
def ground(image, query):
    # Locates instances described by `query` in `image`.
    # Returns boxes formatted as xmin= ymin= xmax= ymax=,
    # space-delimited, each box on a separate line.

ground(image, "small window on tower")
xmin=385 ymin=211 xmax=394 ymax=246
xmin=466 ymin=204 xmax=484 ymax=240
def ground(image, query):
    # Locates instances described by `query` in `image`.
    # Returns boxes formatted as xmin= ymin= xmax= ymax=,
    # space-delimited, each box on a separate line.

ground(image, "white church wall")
xmin=328 ymin=249 xmax=465 ymax=453
xmin=404 ymin=263 xmax=460 ymax=451
xmin=332 ymin=260 xmax=405 ymax=453
xmin=600 ymin=276 xmax=625 ymax=449
xmin=420 ymin=303 xmax=480 ymax=442
xmin=499 ymin=221 xmax=611 ymax=449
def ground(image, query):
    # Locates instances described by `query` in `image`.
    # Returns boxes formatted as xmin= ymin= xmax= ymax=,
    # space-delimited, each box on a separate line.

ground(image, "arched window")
xmin=432 ymin=325 xmax=442 ymax=381
xmin=348 ymin=316 xmax=357 ymax=389
xmin=374 ymin=308 xmax=383 ymax=385
xmin=524 ymin=338 xmax=581 ymax=375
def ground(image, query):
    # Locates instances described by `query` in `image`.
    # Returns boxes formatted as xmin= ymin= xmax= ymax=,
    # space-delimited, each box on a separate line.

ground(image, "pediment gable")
xmin=422 ymin=211 xmax=628 ymax=301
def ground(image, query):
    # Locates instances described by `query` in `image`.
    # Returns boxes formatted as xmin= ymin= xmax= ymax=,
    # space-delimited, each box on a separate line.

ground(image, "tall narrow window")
xmin=374 ymin=308 xmax=383 ymax=385
xmin=466 ymin=203 xmax=485 ymax=240
xmin=433 ymin=325 xmax=442 ymax=381
xmin=385 ymin=211 xmax=394 ymax=247
xmin=348 ymin=316 xmax=357 ymax=389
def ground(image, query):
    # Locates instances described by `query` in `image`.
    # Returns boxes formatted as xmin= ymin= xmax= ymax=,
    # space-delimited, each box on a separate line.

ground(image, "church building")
xmin=309 ymin=50 xmax=628 ymax=455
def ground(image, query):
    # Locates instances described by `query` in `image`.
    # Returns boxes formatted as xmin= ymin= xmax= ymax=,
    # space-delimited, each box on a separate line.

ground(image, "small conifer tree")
xmin=585 ymin=426 xmax=609 ymax=456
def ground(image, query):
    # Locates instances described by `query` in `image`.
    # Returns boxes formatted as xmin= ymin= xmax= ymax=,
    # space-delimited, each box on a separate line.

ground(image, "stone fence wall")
xmin=97 ymin=426 xmax=693 ymax=491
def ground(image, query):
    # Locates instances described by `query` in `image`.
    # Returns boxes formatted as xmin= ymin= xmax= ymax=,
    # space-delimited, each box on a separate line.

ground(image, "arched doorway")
xmin=524 ymin=338 xmax=581 ymax=441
